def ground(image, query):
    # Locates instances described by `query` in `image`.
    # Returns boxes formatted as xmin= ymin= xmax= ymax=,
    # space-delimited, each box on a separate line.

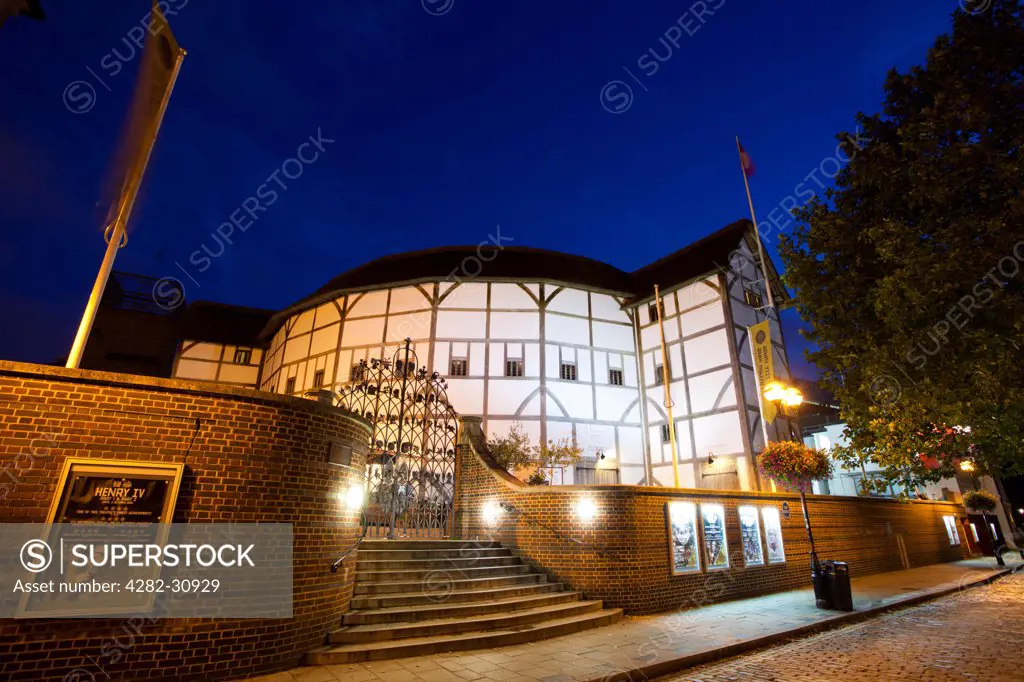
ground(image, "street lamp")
xmin=763 ymin=380 xmax=829 ymax=605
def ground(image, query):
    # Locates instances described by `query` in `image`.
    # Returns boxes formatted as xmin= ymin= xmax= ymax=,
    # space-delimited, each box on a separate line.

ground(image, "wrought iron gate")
xmin=335 ymin=339 xmax=458 ymax=538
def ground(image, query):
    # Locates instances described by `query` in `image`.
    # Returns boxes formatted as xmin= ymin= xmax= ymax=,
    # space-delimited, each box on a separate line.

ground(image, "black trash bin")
xmin=821 ymin=561 xmax=853 ymax=611
xmin=812 ymin=562 xmax=832 ymax=609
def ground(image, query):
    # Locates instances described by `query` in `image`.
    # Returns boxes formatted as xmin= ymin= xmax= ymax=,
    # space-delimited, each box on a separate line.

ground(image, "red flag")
xmin=738 ymin=141 xmax=756 ymax=178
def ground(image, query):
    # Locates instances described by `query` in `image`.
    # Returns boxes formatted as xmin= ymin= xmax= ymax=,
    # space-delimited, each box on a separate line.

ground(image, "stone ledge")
xmin=0 ymin=359 xmax=372 ymax=434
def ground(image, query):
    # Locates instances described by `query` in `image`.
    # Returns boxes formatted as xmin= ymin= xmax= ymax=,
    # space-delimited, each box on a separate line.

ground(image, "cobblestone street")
xmin=674 ymin=571 xmax=1024 ymax=682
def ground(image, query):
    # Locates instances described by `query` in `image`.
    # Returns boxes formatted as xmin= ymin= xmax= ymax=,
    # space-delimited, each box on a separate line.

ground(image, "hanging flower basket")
xmin=962 ymin=489 xmax=998 ymax=513
xmin=758 ymin=441 xmax=833 ymax=493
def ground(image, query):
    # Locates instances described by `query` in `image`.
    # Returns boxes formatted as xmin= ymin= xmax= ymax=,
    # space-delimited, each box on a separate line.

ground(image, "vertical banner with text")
xmin=750 ymin=320 xmax=777 ymax=424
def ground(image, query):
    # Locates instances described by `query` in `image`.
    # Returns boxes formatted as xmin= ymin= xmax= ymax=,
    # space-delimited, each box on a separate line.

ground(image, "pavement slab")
xmin=245 ymin=557 xmax=1021 ymax=682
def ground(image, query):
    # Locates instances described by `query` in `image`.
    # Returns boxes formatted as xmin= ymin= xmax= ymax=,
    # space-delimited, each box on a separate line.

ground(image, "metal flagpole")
xmin=735 ymin=136 xmax=774 ymax=310
xmin=66 ymin=48 xmax=187 ymax=369
xmin=736 ymin=137 xmax=774 ymax=489
xmin=654 ymin=285 xmax=681 ymax=488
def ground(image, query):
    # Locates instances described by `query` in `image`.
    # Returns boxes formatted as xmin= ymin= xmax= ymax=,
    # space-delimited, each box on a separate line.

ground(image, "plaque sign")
xmin=47 ymin=459 xmax=183 ymax=525
xmin=17 ymin=459 xmax=185 ymax=617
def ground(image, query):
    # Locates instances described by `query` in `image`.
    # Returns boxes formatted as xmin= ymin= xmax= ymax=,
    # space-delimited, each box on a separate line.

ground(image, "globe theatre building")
xmin=169 ymin=219 xmax=794 ymax=490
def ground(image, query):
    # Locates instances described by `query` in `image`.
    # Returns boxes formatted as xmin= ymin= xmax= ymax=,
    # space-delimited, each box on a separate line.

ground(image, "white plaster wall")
xmin=232 ymin=262 xmax=788 ymax=491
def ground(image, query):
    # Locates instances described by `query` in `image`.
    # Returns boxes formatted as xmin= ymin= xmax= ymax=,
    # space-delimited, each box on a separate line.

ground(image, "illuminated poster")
xmin=942 ymin=515 xmax=960 ymax=546
xmin=701 ymin=504 xmax=729 ymax=569
xmin=762 ymin=507 xmax=786 ymax=563
xmin=738 ymin=505 xmax=764 ymax=566
xmin=667 ymin=502 xmax=700 ymax=574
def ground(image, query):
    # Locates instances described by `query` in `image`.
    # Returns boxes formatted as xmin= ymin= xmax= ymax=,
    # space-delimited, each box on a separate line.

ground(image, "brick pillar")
xmin=453 ymin=416 xmax=484 ymax=540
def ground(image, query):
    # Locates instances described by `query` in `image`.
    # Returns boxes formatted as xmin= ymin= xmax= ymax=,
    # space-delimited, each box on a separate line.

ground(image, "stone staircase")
xmin=306 ymin=539 xmax=622 ymax=664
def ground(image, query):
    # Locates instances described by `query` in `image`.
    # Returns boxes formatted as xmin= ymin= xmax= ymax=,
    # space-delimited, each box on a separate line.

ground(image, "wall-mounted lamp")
xmin=345 ymin=484 xmax=365 ymax=510
xmin=576 ymin=498 xmax=597 ymax=522
xmin=959 ymin=460 xmax=976 ymax=473
xmin=483 ymin=501 xmax=502 ymax=526
xmin=707 ymin=452 xmax=716 ymax=466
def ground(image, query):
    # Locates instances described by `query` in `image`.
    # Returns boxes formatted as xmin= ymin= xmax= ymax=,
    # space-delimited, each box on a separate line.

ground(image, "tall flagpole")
xmin=654 ymin=284 xmax=681 ymax=488
xmin=736 ymin=137 xmax=773 ymax=490
xmin=735 ymin=136 xmax=774 ymax=310
xmin=66 ymin=48 xmax=187 ymax=369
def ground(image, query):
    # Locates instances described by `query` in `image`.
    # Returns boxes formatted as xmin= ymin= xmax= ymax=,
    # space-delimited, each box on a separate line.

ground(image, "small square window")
xmin=233 ymin=347 xmax=252 ymax=364
xmin=285 ymin=377 xmax=296 ymax=394
xmin=450 ymin=358 xmax=468 ymax=377
xmin=560 ymin=362 xmax=577 ymax=381
xmin=654 ymin=363 xmax=670 ymax=386
xmin=648 ymin=300 xmax=665 ymax=323
xmin=609 ymin=368 xmax=624 ymax=386
xmin=744 ymin=287 xmax=764 ymax=309
xmin=312 ymin=369 xmax=325 ymax=388
xmin=505 ymin=359 xmax=524 ymax=377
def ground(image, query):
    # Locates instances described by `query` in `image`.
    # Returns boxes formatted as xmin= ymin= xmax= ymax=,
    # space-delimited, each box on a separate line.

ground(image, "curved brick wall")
xmin=454 ymin=417 xmax=968 ymax=615
xmin=0 ymin=361 xmax=370 ymax=681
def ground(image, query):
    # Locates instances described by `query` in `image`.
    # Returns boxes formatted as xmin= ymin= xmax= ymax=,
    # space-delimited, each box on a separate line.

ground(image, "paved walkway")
xmin=676 ymin=569 xmax=1024 ymax=681
xmin=247 ymin=556 xmax=1022 ymax=682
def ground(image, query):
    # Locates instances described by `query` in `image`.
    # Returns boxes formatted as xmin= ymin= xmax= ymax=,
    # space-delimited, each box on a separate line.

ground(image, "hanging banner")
xmin=750 ymin=320 xmax=777 ymax=424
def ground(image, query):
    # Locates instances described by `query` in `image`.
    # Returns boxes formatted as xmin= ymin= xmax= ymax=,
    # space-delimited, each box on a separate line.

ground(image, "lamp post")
xmin=959 ymin=460 xmax=1006 ymax=566
xmin=764 ymin=381 xmax=830 ymax=603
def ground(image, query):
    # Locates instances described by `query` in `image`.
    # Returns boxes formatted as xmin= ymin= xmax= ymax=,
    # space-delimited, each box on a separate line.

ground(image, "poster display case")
xmin=738 ymin=505 xmax=764 ymax=566
xmin=700 ymin=504 xmax=729 ymax=569
xmin=762 ymin=506 xmax=786 ymax=563
xmin=667 ymin=501 xmax=700 ymax=574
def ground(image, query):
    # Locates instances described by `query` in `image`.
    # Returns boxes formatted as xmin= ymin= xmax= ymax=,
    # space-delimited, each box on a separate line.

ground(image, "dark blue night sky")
xmin=0 ymin=0 xmax=961 ymax=375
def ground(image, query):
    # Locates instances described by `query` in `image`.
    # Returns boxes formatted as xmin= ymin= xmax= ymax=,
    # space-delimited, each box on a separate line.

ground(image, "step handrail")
xmin=330 ymin=511 xmax=369 ymax=573
xmin=498 ymin=501 xmax=616 ymax=559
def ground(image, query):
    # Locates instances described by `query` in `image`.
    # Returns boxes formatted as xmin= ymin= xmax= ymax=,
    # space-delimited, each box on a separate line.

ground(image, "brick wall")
xmin=0 ymin=361 xmax=370 ymax=681
xmin=455 ymin=417 xmax=968 ymax=615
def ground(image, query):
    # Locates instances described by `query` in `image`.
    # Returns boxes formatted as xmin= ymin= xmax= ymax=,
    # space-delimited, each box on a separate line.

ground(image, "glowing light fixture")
xmin=762 ymin=381 xmax=788 ymax=403
xmin=782 ymin=386 xmax=803 ymax=407
xmin=482 ymin=501 xmax=501 ymax=526
xmin=345 ymin=484 xmax=365 ymax=510
xmin=576 ymin=498 xmax=597 ymax=522
xmin=763 ymin=381 xmax=803 ymax=408
xmin=959 ymin=460 xmax=976 ymax=472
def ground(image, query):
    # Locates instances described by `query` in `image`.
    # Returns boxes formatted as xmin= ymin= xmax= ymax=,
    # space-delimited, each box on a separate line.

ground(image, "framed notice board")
xmin=45 ymin=458 xmax=184 ymax=525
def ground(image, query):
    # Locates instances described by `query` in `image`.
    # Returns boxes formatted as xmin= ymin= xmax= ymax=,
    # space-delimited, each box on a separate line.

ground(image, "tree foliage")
xmin=487 ymin=422 xmax=535 ymax=472
xmin=486 ymin=423 xmax=584 ymax=485
xmin=779 ymin=2 xmax=1024 ymax=482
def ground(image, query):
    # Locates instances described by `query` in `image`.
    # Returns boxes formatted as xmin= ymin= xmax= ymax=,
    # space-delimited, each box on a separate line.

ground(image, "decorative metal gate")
xmin=335 ymin=339 xmax=458 ymax=538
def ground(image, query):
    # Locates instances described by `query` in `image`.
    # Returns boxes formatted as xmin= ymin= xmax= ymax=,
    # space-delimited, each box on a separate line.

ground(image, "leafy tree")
xmin=487 ymin=422 xmax=535 ymax=473
xmin=537 ymin=437 xmax=584 ymax=473
xmin=779 ymin=2 xmax=1024 ymax=483
xmin=486 ymin=424 xmax=584 ymax=485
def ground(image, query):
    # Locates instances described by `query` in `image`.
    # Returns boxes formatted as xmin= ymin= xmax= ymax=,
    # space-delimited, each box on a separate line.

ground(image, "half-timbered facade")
xmin=169 ymin=219 xmax=794 ymax=490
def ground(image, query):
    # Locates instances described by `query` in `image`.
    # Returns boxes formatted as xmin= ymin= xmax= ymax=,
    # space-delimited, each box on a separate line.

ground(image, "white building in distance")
xmin=170 ymin=220 xmax=794 ymax=490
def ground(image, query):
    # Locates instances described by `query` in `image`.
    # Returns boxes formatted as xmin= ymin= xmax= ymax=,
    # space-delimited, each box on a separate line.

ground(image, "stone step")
xmin=359 ymin=540 xmax=501 ymax=550
xmin=356 ymin=563 xmax=530 ymax=583
xmin=355 ymin=555 xmax=522 ymax=572
xmin=330 ymin=600 xmax=605 ymax=644
xmin=343 ymin=591 xmax=585 ymax=625
xmin=349 ymin=581 xmax=564 ymax=610
xmin=355 ymin=547 xmax=513 ymax=560
xmin=353 ymin=573 xmax=545 ymax=596
xmin=306 ymin=608 xmax=624 ymax=664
